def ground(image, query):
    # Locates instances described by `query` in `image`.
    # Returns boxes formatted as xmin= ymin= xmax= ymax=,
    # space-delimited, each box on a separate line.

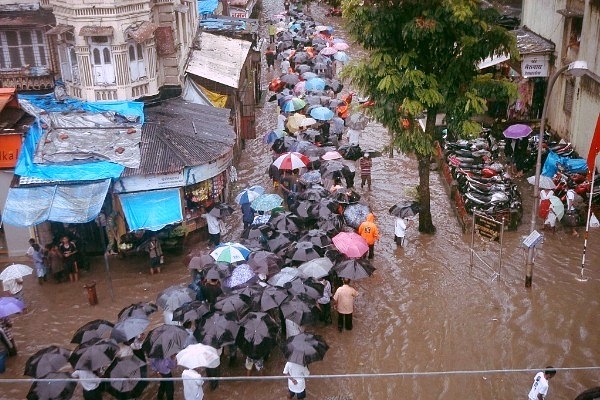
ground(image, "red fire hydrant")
xmin=84 ymin=282 xmax=98 ymax=306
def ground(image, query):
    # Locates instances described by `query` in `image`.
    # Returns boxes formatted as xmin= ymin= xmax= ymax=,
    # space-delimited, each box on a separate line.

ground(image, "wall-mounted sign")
xmin=0 ymin=134 xmax=22 ymax=168
xmin=521 ymin=54 xmax=550 ymax=78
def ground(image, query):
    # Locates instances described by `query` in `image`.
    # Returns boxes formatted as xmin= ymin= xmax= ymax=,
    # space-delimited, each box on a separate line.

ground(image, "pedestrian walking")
xmin=200 ymin=279 xmax=223 ymax=308
xmin=0 ymin=317 xmax=17 ymax=357
xmin=25 ymin=238 xmax=36 ymax=258
xmin=332 ymin=278 xmax=359 ymax=332
xmin=265 ymin=46 xmax=276 ymax=70
xmin=316 ymin=277 xmax=332 ymax=325
xmin=182 ymin=368 xmax=204 ymax=400
xmin=147 ymin=235 xmax=163 ymax=275
xmin=283 ymin=361 xmax=310 ymax=399
xmin=241 ymin=202 xmax=255 ymax=230
xmin=358 ymin=213 xmax=379 ymax=259
xmin=2 ymin=278 xmax=25 ymax=311
xmin=31 ymin=244 xmax=47 ymax=284
xmin=394 ymin=216 xmax=412 ymax=247
xmin=58 ymin=235 xmax=78 ymax=282
xmin=268 ymin=21 xmax=277 ymax=44
xmin=200 ymin=206 xmax=222 ymax=247
xmin=151 ymin=355 xmax=177 ymax=400
xmin=528 ymin=367 xmax=556 ymax=400
xmin=358 ymin=152 xmax=372 ymax=190
xmin=46 ymin=243 xmax=65 ymax=283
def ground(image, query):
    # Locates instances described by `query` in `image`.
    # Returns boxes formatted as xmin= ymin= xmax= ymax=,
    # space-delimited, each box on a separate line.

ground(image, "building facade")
xmin=522 ymin=0 xmax=600 ymax=163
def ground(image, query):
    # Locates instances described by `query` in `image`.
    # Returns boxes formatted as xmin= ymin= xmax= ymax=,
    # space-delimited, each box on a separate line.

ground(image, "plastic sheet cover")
xmin=542 ymin=150 xmax=589 ymax=177
xmin=1 ymin=179 xmax=111 ymax=226
xmin=119 ymin=188 xmax=183 ymax=231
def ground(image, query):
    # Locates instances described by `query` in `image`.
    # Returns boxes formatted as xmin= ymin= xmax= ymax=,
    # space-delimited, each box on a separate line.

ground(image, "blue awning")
xmin=119 ymin=188 xmax=183 ymax=231
xmin=1 ymin=179 xmax=111 ymax=226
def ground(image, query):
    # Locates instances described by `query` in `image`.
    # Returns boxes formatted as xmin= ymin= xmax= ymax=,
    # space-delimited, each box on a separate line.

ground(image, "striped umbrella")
xmin=272 ymin=152 xmax=310 ymax=170
xmin=210 ymin=242 xmax=251 ymax=263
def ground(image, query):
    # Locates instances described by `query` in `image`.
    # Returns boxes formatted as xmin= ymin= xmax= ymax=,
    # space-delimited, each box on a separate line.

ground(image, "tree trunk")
xmin=417 ymin=154 xmax=436 ymax=233
xmin=388 ymin=128 xmax=394 ymax=158
xmin=416 ymin=109 xmax=438 ymax=234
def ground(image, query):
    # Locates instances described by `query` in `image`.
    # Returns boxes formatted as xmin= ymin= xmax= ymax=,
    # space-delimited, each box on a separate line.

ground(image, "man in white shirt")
xmin=200 ymin=206 xmax=221 ymax=247
xmin=182 ymin=368 xmax=204 ymax=400
xmin=528 ymin=367 xmax=556 ymax=400
xmin=283 ymin=361 xmax=310 ymax=399
xmin=72 ymin=369 xmax=102 ymax=400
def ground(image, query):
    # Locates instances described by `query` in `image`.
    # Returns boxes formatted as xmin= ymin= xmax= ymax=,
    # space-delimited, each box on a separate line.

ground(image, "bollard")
xmin=83 ymin=282 xmax=98 ymax=306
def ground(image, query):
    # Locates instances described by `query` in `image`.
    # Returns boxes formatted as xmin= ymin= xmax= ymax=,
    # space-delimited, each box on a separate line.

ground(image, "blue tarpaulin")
xmin=1 ymin=179 xmax=111 ymax=226
xmin=15 ymin=94 xmax=145 ymax=182
xmin=119 ymin=189 xmax=183 ymax=231
xmin=542 ymin=150 xmax=589 ymax=177
xmin=198 ymin=0 xmax=219 ymax=15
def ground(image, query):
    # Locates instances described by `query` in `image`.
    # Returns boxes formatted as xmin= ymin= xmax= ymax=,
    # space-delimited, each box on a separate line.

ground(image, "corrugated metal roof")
xmin=185 ymin=32 xmax=252 ymax=88
xmin=122 ymin=99 xmax=236 ymax=177
xmin=79 ymin=26 xmax=114 ymax=37
xmin=512 ymin=27 xmax=555 ymax=55
xmin=46 ymin=24 xmax=74 ymax=36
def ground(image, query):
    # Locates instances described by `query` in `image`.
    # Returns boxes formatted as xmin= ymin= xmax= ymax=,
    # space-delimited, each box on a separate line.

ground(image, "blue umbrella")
xmin=333 ymin=51 xmax=349 ymax=62
xmin=305 ymin=78 xmax=326 ymax=91
xmin=263 ymin=129 xmax=286 ymax=144
xmin=235 ymin=185 xmax=266 ymax=205
xmin=300 ymin=170 xmax=322 ymax=185
xmin=251 ymin=193 xmax=284 ymax=212
xmin=281 ymin=97 xmax=306 ymax=112
xmin=309 ymin=106 xmax=334 ymax=121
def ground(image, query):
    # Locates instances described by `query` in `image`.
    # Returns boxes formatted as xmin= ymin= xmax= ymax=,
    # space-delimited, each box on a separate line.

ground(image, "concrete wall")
xmin=0 ymin=171 xmax=33 ymax=257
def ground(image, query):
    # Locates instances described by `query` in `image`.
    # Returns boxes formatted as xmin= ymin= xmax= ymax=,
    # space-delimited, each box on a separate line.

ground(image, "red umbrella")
xmin=331 ymin=231 xmax=369 ymax=258
xmin=272 ymin=152 xmax=310 ymax=170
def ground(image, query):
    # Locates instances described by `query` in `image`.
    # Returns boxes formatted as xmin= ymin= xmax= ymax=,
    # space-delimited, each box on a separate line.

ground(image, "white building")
xmin=522 ymin=0 xmax=600 ymax=164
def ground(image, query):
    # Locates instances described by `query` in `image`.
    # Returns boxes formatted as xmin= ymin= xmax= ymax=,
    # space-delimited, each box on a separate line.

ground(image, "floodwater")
xmin=2 ymin=2 xmax=599 ymax=400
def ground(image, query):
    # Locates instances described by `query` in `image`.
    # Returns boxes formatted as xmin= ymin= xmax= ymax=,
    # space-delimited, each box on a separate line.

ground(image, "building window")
xmin=91 ymin=44 xmax=115 ymax=85
xmin=58 ymin=44 xmax=80 ymax=84
xmin=563 ymin=77 xmax=575 ymax=115
xmin=0 ymin=29 xmax=49 ymax=69
xmin=128 ymin=43 xmax=146 ymax=82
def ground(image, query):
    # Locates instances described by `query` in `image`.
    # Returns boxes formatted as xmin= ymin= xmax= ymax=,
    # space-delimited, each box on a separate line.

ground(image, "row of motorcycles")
xmin=444 ymin=134 xmax=523 ymax=229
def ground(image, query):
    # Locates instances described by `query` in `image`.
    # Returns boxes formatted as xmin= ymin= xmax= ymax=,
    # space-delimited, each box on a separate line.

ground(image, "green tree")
xmin=342 ymin=0 xmax=517 ymax=233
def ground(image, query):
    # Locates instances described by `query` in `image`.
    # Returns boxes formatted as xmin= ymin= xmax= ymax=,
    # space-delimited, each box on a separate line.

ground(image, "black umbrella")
xmin=320 ymin=160 xmax=345 ymax=178
xmin=26 ymin=372 xmax=76 ymax=400
xmin=297 ymin=187 xmax=329 ymax=202
xmin=269 ymin=212 xmax=302 ymax=234
xmin=105 ymin=355 xmax=148 ymax=400
xmin=292 ymin=52 xmax=310 ymax=64
xmin=280 ymin=295 xmax=317 ymax=326
xmin=299 ymin=229 xmax=332 ymax=248
xmin=172 ymin=300 xmax=211 ymax=323
xmin=24 ymin=346 xmax=71 ymax=378
xmin=187 ymin=254 xmax=216 ymax=271
xmin=214 ymin=294 xmax=251 ymax=321
xmin=343 ymin=203 xmax=371 ymax=229
xmin=209 ymin=203 xmax=235 ymax=218
xmin=315 ymin=198 xmax=340 ymax=219
xmin=156 ymin=285 xmax=196 ymax=311
xmin=247 ymin=250 xmax=283 ymax=276
xmin=290 ymin=200 xmax=317 ymax=220
xmin=296 ymin=64 xmax=312 ymax=74
xmin=333 ymin=258 xmax=376 ymax=280
xmin=236 ymin=312 xmax=280 ymax=359
xmin=142 ymin=325 xmax=189 ymax=359
xmin=285 ymin=277 xmax=324 ymax=300
xmin=204 ymin=262 xmax=235 ymax=280
xmin=330 ymin=188 xmax=361 ymax=204
xmin=110 ymin=316 xmax=150 ymax=343
xmin=69 ymin=338 xmax=119 ymax=371
xmin=71 ymin=319 xmax=114 ymax=344
xmin=232 ymin=284 xmax=264 ymax=311
xmin=117 ymin=302 xmax=158 ymax=321
xmin=389 ymin=201 xmax=421 ymax=218
xmin=285 ymin=241 xmax=321 ymax=263
xmin=280 ymin=73 xmax=300 ymax=85
xmin=283 ymin=332 xmax=329 ymax=365
xmin=266 ymin=231 xmax=295 ymax=255
xmin=317 ymin=214 xmax=344 ymax=235
xmin=194 ymin=310 xmax=240 ymax=348
xmin=259 ymin=284 xmax=290 ymax=311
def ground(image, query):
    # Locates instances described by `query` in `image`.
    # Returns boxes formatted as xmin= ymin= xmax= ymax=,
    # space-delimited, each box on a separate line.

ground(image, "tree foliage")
xmin=341 ymin=0 xmax=517 ymax=232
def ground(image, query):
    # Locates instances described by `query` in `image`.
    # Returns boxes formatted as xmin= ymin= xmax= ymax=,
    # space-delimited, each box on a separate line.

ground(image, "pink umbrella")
xmin=333 ymin=42 xmax=349 ymax=51
xmin=294 ymin=81 xmax=306 ymax=95
xmin=272 ymin=152 xmax=311 ymax=170
xmin=319 ymin=46 xmax=338 ymax=56
xmin=331 ymin=231 xmax=369 ymax=258
xmin=503 ymin=124 xmax=532 ymax=139
xmin=322 ymin=151 xmax=343 ymax=161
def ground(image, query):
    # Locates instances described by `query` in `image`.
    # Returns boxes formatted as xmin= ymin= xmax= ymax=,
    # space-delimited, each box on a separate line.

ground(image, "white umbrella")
xmin=297 ymin=258 xmax=333 ymax=279
xmin=527 ymin=175 xmax=556 ymax=190
xmin=176 ymin=343 xmax=220 ymax=369
xmin=0 ymin=264 xmax=33 ymax=281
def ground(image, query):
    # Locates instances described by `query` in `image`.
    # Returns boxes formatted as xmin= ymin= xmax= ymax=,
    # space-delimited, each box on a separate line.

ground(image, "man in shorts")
xmin=245 ymin=356 xmax=264 ymax=376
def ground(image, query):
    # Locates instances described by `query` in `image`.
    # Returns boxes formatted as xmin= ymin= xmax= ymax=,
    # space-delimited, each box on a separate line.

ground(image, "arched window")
xmin=128 ymin=43 xmax=146 ymax=82
xmin=91 ymin=43 xmax=115 ymax=85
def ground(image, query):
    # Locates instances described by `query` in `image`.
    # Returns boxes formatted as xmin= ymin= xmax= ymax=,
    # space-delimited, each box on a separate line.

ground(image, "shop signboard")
xmin=0 ymin=134 xmax=22 ymax=169
xmin=521 ymin=54 xmax=549 ymax=78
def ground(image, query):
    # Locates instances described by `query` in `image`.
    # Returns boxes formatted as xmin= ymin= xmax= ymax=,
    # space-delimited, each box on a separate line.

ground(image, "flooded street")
xmin=2 ymin=2 xmax=600 ymax=399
